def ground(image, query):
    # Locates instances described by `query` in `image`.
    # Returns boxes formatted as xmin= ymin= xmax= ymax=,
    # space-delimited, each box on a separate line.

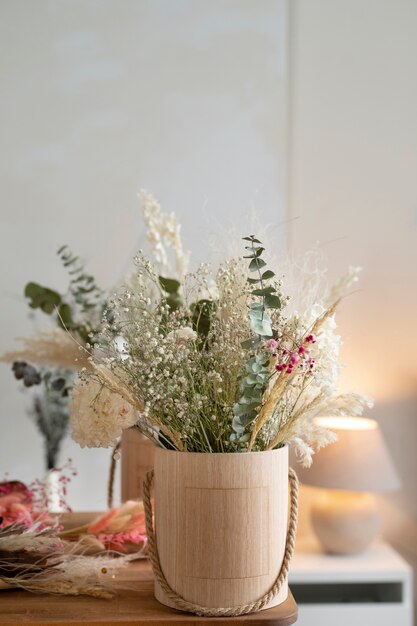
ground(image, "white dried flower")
xmin=327 ymin=266 xmax=362 ymax=305
xmin=167 ymin=327 xmax=198 ymax=343
xmin=70 ymin=376 xmax=137 ymax=448
xmin=139 ymin=189 xmax=190 ymax=280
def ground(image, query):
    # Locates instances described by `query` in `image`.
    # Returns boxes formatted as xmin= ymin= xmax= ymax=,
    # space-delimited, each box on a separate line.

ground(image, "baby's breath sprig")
xmin=70 ymin=217 xmax=372 ymax=466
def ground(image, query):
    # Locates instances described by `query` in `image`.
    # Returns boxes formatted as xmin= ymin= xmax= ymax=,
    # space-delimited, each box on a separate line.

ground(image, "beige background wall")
xmin=0 ymin=0 xmax=289 ymax=509
xmin=289 ymin=0 xmax=417 ymax=610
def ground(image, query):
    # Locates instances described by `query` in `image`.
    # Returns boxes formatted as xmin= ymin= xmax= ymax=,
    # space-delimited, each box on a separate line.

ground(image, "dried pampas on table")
xmin=0 ymin=519 xmax=146 ymax=598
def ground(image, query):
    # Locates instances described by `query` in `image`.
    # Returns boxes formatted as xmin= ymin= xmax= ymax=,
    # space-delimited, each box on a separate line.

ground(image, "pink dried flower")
xmin=266 ymin=339 xmax=278 ymax=351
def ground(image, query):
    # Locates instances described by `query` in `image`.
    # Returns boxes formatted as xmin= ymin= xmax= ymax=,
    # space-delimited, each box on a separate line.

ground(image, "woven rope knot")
xmin=143 ymin=465 xmax=299 ymax=617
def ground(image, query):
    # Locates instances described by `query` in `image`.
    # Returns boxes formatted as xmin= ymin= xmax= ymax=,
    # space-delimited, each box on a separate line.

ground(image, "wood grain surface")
xmin=121 ymin=429 xmax=156 ymax=501
xmin=0 ymin=559 xmax=297 ymax=626
xmin=154 ymin=448 xmax=289 ymax=611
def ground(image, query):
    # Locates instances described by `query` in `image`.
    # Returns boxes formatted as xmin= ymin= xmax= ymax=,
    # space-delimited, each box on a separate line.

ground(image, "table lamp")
xmin=296 ymin=416 xmax=400 ymax=554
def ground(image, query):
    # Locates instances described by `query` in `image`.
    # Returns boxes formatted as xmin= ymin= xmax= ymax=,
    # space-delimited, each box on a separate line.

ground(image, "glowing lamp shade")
xmin=297 ymin=416 xmax=400 ymax=493
xmin=296 ymin=417 xmax=400 ymax=554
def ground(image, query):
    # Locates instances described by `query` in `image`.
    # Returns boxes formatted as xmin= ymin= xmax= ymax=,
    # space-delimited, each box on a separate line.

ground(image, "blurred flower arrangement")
xmin=0 ymin=462 xmax=76 ymax=530
xmin=0 ymin=470 xmax=147 ymax=597
xmin=0 ymin=480 xmax=51 ymax=529
xmin=0 ymin=469 xmax=147 ymax=553
xmin=0 ymin=520 xmax=143 ymax=598
xmin=0 ymin=247 xmax=107 ymax=471
xmin=0 ymin=191 xmax=189 ymax=470
xmin=70 ymin=195 xmax=373 ymax=466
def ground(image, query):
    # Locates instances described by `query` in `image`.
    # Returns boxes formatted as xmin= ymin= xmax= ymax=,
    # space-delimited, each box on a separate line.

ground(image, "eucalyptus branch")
xmin=230 ymin=236 xmax=283 ymax=447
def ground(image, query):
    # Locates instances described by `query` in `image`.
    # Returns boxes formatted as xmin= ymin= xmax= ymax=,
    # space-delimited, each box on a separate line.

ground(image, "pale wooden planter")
xmin=121 ymin=428 xmax=155 ymax=501
xmin=153 ymin=446 xmax=289 ymax=611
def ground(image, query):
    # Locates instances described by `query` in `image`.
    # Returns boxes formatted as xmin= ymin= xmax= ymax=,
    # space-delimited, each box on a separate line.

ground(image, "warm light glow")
xmin=314 ymin=416 xmax=377 ymax=431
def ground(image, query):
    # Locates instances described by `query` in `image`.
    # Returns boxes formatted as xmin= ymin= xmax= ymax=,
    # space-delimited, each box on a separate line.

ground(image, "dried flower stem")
xmin=266 ymin=392 xmax=325 ymax=450
xmin=310 ymin=299 xmax=340 ymax=336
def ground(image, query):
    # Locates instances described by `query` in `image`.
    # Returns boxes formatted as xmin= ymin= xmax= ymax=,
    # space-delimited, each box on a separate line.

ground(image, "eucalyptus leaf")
xmin=262 ymin=270 xmax=275 ymax=280
xmin=250 ymin=317 xmax=273 ymax=336
xmin=159 ymin=276 xmax=181 ymax=294
xmin=248 ymin=308 xmax=263 ymax=321
xmin=245 ymin=401 xmax=262 ymax=412
xmin=58 ymin=245 xmax=104 ymax=318
xmin=58 ymin=303 xmax=73 ymax=328
xmin=249 ymin=308 xmax=271 ymax=322
xmin=245 ymin=387 xmax=263 ymax=400
xmin=241 ymin=337 xmax=261 ymax=350
xmin=242 ymin=236 xmax=262 ymax=243
xmin=265 ymin=294 xmax=282 ymax=309
xmin=75 ymin=285 xmax=96 ymax=294
xmin=249 ymin=258 xmax=267 ymax=272
xmin=233 ymin=403 xmax=249 ymax=417
xmin=251 ymin=286 xmax=277 ymax=296
xmin=191 ymin=299 xmax=215 ymax=338
xmin=243 ymin=393 xmax=261 ymax=404
xmin=231 ymin=419 xmax=245 ymax=434
xmin=63 ymin=256 xmax=79 ymax=268
xmin=24 ymin=283 xmax=62 ymax=315
xmin=251 ymin=361 xmax=264 ymax=373
xmin=166 ymin=292 xmax=183 ymax=312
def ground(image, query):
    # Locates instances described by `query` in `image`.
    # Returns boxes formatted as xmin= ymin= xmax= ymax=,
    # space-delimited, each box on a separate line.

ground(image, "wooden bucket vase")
xmin=153 ymin=447 xmax=289 ymax=612
xmin=121 ymin=429 xmax=155 ymax=501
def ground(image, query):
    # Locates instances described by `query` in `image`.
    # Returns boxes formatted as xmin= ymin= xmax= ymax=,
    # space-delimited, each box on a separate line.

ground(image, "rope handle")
xmin=107 ymin=441 xmax=121 ymax=509
xmin=143 ymin=467 xmax=299 ymax=617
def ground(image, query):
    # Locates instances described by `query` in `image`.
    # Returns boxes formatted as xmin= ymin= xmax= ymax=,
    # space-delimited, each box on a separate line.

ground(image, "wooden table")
xmin=0 ymin=560 xmax=298 ymax=626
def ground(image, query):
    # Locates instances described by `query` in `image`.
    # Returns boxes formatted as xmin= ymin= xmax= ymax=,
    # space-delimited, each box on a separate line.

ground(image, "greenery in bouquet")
xmin=0 ymin=248 xmax=107 ymax=469
xmin=70 ymin=194 xmax=373 ymax=465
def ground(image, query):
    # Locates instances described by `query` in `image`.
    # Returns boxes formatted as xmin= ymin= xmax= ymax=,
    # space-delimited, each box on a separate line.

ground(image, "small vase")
xmin=121 ymin=428 xmax=155 ymax=501
xmin=44 ymin=469 xmax=65 ymax=513
xmin=153 ymin=446 xmax=289 ymax=611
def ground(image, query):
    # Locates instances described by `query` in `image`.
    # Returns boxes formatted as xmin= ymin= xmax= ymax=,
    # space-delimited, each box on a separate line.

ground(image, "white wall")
xmin=289 ymin=0 xmax=417 ymax=611
xmin=0 ymin=0 xmax=289 ymax=509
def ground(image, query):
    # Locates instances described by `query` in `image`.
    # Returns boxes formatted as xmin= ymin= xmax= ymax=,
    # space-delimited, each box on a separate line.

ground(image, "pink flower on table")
xmin=87 ymin=508 xmax=120 ymax=534
xmin=85 ymin=500 xmax=148 ymax=552
xmin=0 ymin=481 xmax=33 ymax=528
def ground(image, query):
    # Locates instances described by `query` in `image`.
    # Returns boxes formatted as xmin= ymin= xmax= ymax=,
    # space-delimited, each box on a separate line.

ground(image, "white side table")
xmin=289 ymin=538 xmax=413 ymax=626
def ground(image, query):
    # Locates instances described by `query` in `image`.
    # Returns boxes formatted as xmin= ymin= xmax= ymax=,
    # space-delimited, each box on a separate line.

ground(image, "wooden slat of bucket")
xmin=154 ymin=447 xmax=288 ymax=611
xmin=121 ymin=428 xmax=155 ymax=501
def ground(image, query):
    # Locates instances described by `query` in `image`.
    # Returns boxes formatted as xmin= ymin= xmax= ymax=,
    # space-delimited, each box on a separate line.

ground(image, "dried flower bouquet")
xmin=71 ymin=209 xmax=372 ymax=465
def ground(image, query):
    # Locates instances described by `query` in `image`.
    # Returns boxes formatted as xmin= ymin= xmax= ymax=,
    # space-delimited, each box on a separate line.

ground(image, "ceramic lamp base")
xmin=312 ymin=489 xmax=379 ymax=554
